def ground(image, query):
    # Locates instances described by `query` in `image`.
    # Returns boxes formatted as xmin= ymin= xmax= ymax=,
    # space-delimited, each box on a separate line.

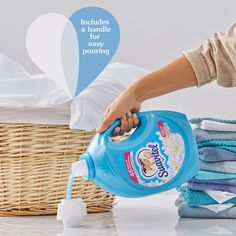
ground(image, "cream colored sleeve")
xmin=183 ymin=22 xmax=236 ymax=87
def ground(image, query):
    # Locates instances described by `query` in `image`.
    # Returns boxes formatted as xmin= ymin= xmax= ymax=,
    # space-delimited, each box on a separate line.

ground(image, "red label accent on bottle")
xmin=124 ymin=152 xmax=138 ymax=183
xmin=157 ymin=120 xmax=166 ymax=137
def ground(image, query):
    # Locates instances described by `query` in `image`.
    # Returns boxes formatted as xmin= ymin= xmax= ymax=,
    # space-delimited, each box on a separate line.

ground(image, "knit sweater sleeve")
xmin=183 ymin=22 xmax=236 ymax=87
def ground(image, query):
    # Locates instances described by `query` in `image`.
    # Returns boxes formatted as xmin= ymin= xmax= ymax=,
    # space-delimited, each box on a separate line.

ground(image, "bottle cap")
xmin=57 ymin=198 xmax=87 ymax=227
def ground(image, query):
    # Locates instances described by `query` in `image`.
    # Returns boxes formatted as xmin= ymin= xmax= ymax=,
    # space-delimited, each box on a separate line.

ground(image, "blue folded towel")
xmin=177 ymin=185 xmax=236 ymax=206
xmin=188 ymin=181 xmax=236 ymax=194
xmin=178 ymin=202 xmax=236 ymax=218
xmin=199 ymin=160 xmax=236 ymax=174
xmin=198 ymin=147 xmax=236 ymax=162
xmin=189 ymin=178 xmax=236 ymax=186
xmin=195 ymin=170 xmax=236 ymax=180
xmin=197 ymin=140 xmax=236 ymax=153
xmin=194 ymin=128 xmax=236 ymax=142
xmin=190 ymin=118 xmax=236 ymax=124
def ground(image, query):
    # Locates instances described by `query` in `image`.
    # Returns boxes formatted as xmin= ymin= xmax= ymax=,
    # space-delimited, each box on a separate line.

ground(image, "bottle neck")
xmin=79 ymin=152 xmax=95 ymax=180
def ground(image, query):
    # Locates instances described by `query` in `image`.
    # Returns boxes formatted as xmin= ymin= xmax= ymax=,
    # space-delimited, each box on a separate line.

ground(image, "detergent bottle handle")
xmin=103 ymin=112 xmax=151 ymax=143
xmin=103 ymin=119 xmax=121 ymax=141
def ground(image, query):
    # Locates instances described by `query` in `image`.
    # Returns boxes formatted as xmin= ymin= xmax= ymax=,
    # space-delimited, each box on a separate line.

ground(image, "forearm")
xmin=127 ymin=55 xmax=197 ymax=102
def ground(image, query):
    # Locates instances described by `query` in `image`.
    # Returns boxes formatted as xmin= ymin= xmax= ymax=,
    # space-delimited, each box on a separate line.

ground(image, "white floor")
xmin=0 ymin=194 xmax=236 ymax=236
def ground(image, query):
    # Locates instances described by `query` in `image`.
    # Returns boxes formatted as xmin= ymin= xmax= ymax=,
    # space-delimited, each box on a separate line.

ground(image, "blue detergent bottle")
xmin=70 ymin=110 xmax=199 ymax=198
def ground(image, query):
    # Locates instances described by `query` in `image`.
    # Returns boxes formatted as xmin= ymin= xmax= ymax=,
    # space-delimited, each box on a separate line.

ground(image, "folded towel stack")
xmin=176 ymin=118 xmax=236 ymax=218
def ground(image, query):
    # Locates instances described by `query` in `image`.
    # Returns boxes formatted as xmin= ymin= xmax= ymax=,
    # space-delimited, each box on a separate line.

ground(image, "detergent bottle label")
xmin=124 ymin=120 xmax=185 ymax=187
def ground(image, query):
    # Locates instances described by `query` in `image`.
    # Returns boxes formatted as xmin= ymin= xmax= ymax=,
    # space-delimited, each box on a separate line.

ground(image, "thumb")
xmin=96 ymin=109 xmax=118 ymax=133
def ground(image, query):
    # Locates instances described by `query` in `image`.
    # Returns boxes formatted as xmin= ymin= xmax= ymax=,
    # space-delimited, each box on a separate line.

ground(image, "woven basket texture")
xmin=0 ymin=123 xmax=115 ymax=216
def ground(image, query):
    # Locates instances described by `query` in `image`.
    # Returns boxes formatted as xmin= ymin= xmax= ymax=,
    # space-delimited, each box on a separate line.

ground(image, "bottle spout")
xmin=71 ymin=159 xmax=88 ymax=177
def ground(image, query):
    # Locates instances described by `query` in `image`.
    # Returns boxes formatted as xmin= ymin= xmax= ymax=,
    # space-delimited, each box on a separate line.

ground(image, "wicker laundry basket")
xmin=0 ymin=123 xmax=115 ymax=216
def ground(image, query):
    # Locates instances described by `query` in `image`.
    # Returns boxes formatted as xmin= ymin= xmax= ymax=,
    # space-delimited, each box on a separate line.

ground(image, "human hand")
xmin=96 ymin=90 xmax=141 ymax=136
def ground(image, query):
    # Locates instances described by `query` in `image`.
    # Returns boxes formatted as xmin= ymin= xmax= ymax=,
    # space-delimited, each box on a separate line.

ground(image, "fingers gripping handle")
xmin=103 ymin=119 xmax=120 ymax=142
xmin=103 ymin=112 xmax=147 ymax=143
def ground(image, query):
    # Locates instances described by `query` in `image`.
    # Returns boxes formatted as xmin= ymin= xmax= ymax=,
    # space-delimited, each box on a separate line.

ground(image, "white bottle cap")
xmin=57 ymin=198 xmax=87 ymax=228
xmin=71 ymin=159 xmax=88 ymax=177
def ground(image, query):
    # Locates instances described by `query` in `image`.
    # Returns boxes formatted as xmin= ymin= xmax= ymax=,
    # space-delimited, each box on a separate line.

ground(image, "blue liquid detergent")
xmin=66 ymin=174 xmax=74 ymax=200
xmin=70 ymin=110 xmax=199 ymax=198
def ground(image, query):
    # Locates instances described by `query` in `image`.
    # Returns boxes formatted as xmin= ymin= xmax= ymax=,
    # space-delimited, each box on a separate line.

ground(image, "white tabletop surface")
xmin=0 ymin=193 xmax=236 ymax=236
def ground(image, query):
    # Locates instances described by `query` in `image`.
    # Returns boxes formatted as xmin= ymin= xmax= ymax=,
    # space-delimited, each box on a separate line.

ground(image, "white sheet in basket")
xmin=0 ymin=53 xmax=71 ymax=125
xmin=70 ymin=63 xmax=151 ymax=131
xmin=0 ymin=53 xmax=156 ymax=131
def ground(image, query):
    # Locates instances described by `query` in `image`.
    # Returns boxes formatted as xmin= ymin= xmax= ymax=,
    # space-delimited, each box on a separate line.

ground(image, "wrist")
xmin=123 ymin=87 xmax=143 ymax=107
xmin=125 ymin=82 xmax=145 ymax=104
